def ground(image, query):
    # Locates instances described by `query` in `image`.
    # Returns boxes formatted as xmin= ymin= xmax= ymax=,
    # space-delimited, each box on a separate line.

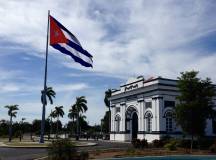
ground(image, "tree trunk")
xmin=76 ymin=113 xmax=79 ymax=140
xmin=56 ymin=117 xmax=59 ymax=138
xmin=30 ymin=126 xmax=33 ymax=141
xmin=72 ymin=118 xmax=74 ymax=134
xmin=9 ymin=116 xmax=12 ymax=142
xmin=191 ymin=134 xmax=194 ymax=153
xmin=49 ymin=117 xmax=52 ymax=140
xmin=108 ymin=107 xmax=111 ymax=134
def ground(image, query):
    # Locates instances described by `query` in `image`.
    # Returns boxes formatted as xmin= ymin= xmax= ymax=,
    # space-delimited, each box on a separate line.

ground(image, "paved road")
xmin=0 ymin=148 xmax=47 ymax=160
xmin=0 ymin=140 xmax=132 ymax=160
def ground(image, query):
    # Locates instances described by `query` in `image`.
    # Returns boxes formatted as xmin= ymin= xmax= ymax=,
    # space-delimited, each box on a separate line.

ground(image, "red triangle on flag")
xmin=49 ymin=16 xmax=68 ymax=45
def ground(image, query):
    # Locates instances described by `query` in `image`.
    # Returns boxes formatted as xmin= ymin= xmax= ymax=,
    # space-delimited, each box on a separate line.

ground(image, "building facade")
xmin=109 ymin=76 xmax=216 ymax=142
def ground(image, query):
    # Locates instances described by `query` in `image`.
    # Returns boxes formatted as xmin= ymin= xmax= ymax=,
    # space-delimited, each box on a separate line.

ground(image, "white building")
xmin=109 ymin=76 xmax=216 ymax=142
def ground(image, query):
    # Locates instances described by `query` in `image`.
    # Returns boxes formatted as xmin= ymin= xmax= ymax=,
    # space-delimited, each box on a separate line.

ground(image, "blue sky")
xmin=0 ymin=0 xmax=216 ymax=125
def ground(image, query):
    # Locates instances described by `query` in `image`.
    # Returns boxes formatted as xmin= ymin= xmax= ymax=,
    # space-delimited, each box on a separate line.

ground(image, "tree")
xmin=175 ymin=71 xmax=215 ymax=151
xmin=101 ymin=111 xmax=109 ymax=133
xmin=71 ymin=96 xmax=88 ymax=140
xmin=68 ymin=106 xmax=78 ymax=134
xmin=40 ymin=86 xmax=56 ymax=143
xmin=49 ymin=110 xmax=57 ymax=137
xmin=78 ymin=115 xmax=89 ymax=132
xmin=4 ymin=105 xmax=19 ymax=142
xmin=104 ymin=89 xmax=112 ymax=133
xmin=19 ymin=117 xmax=26 ymax=142
xmin=41 ymin=87 xmax=56 ymax=105
xmin=68 ymin=106 xmax=77 ymax=123
xmin=53 ymin=106 xmax=64 ymax=137
xmin=0 ymin=119 xmax=9 ymax=136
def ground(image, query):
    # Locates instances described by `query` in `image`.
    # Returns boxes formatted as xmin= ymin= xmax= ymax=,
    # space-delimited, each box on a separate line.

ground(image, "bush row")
xmin=131 ymin=137 xmax=216 ymax=152
xmin=48 ymin=139 xmax=89 ymax=160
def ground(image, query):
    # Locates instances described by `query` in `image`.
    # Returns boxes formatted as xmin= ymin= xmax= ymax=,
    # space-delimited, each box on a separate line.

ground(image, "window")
xmin=147 ymin=116 xmax=152 ymax=132
xmin=116 ymin=107 xmax=120 ymax=113
xmin=115 ymin=115 xmax=121 ymax=132
xmin=164 ymin=101 xmax=175 ymax=108
xmin=145 ymin=102 xmax=152 ymax=108
xmin=165 ymin=112 xmax=173 ymax=132
xmin=144 ymin=111 xmax=153 ymax=132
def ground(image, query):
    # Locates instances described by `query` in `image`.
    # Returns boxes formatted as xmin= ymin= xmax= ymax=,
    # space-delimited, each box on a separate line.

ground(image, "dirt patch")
xmin=89 ymin=148 xmax=216 ymax=159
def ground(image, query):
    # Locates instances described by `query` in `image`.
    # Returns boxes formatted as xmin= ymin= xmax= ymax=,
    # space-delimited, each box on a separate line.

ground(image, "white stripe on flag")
xmin=59 ymin=43 xmax=93 ymax=65
xmin=61 ymin=30 xmax=81 ymax=46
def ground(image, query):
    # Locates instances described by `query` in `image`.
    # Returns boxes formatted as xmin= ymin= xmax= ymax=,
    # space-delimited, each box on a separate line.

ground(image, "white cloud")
xmin=55 ymin=83 xmax=89 ymax=92
xmin=1 ymin=0 xmax=216 ymax=81
xmin=1 ymin=0 xmax=216 ymax=124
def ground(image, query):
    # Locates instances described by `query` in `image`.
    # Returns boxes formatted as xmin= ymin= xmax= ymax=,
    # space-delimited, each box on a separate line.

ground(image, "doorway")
xmin=132 ymin=112 xmax=138 ymax=139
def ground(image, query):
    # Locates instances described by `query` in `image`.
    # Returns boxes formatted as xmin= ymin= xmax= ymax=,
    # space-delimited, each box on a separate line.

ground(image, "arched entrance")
xmin=132 ymin=112 xmax=138 ymax=139
xmin=125 ymin=106 xmax=138 ymax=140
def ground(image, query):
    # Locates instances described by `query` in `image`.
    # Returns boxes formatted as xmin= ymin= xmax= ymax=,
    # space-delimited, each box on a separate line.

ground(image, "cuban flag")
xmin=49 ymin=15 xmax=93 ymax=67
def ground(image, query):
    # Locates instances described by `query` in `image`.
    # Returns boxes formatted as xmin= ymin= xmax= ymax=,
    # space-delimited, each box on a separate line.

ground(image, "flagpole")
xmin=40 ymin=10 xmax=50 ymax=143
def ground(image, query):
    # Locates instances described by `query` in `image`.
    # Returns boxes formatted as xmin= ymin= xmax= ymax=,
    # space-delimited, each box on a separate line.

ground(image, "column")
xmin=110 ymin=107 xmax=115 ymax=132
xmin=157 ymin=97 xmax=163 ymax=131
xmin=120 ymin=102 xmax=126 ymax=132
xmin=137 ymin=98 xmax=144 ymax=132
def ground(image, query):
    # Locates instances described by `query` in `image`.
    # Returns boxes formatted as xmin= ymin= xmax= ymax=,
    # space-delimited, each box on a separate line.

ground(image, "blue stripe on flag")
xmin=67 ymin=40 xmax=93 ymax=58
xmin=51 ymin=44 xmax=93 ymax=68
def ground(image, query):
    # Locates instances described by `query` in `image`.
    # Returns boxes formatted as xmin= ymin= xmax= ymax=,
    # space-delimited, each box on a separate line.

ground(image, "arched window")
xmin=115 ymin=115 xmax=121 ymax=132
xmin=144 ymin=111 xmax=153 ymax=132
xmin=165 ymin=111 xmax=173 ymax=132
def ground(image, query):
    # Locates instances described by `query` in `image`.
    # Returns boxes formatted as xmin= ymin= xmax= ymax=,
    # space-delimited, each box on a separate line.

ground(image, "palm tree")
xmin=4 ymin=105 xmax=19 ymax=142
xmin=78 ymin=115 xmax=87 ymax=133
xmin=72 ymin=96 xmax=88 ymax=140
xmin=68 ymin=106 xmax=77 ymax=123
xmin=49 ymin=110 xmax=57 ymax=139
xmin=68 ymin=106 xmax=77 ymax=134
xmin=41 ymin=87 xmax=56 ymax=105
xmin=40 ymin=86 xmax=56 ymax=143
xmin=19 ymin=117 xmax=26 ymax=141
xmin=53 ymin=106 xmax=64 ymax=137
xmin=104 ymin=89 xmax=112 ymax=133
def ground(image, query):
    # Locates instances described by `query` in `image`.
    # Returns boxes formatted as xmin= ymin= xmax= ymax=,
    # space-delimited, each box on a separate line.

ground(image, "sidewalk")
xmin=0 ymin=141 xmax=97 ymax=148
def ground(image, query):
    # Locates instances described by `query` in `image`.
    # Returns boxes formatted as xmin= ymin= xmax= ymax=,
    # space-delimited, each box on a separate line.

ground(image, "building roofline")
xmin=120 ymin=77 xmax=177 ymax=87
xmin=120 ymin=79 xmax=144 ymax=87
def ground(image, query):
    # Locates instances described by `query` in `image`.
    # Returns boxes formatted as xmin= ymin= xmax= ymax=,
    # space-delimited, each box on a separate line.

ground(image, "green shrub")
xmin=152 ymin=139 xmax=165 ymax=148
xmin=140 ymin=139 xmax=148 ymax=148
xmin=164 ymin=140 xmax=177 ymax=151
xmin=131 ymin=139 xmax=141 ymax=148
xmin=131 ymin=139 xmax=148 ymax=148
xmin=48 ymin=139 xmax=77 ymax=160
xmin=79 ymin=151 xmax=89 ymax=160
xmin=177 ymin=139 xmax=191 ymax=148
xmin=209 ymin=139 xmax=216 ymax=153
xmin=198 ymin=137 xmax=214 ymax=149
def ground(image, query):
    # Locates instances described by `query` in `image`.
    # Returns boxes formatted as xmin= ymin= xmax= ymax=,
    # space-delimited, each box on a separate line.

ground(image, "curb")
xmin=0 ymin=142 xmax=97 ymax=148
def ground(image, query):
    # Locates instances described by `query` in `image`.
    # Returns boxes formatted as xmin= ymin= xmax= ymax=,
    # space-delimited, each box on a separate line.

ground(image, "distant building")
xmin=109 ymin=76 xmax=216 ymax=142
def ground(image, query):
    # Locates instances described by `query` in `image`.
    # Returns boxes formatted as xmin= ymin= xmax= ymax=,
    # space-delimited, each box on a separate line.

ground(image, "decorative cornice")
xmin=138 ymin=131 xmax=182 ymax=135
xmin=110 ymin=131 xmax=130 ymax=134
xmin=137 ymin=98 xmax=144 ymax=102
xmin=125 ymin=84 xmax=139 ymax=92
xmin=120 ymin=102 xmax=126 ymax=105
xmin=152 ymin=96 xmax=163 ymax=100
